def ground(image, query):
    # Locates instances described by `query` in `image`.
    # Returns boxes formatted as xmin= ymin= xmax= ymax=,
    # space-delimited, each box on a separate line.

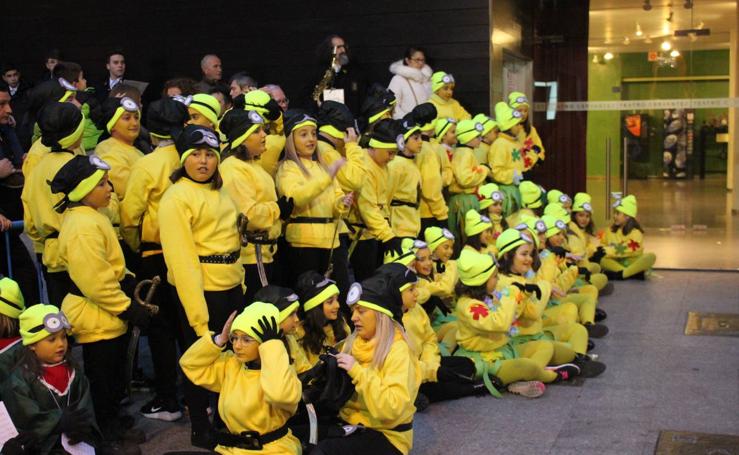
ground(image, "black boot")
xmin=604 ymin=270 xmax=624 ymax=280
xmin=585 ymin=322 xmax=609 ymax=338
xmin=630 ymin=271 xmax=646 ymax=280
xmin=573 ymin=354 xmax=607 ymax=378
xmin=595 ymin=307 xmax=608 ymax=322
xmin=599 ymin=282 xmax=615 ymax=296
xmin=587 ymin=339 xmax=595 ymax=351
xmin=414 ymin=392 xmax=430 ymax=412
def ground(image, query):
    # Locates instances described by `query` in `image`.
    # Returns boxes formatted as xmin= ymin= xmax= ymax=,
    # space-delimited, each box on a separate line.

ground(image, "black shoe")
xmin=140 ymin=396 xmax=183 ymax=422
xmin=414 ymin=392 xmax=430 ymax=413
xmin=573 ymin=354 xmax=607 ymax=378
xmin=547 ymin=363 xmax=580 ymax=382
xmin=585 ymin=322 xmax=609 ymax=338
xmin=587 ymin=339 xmax=595 ymax=351
xmin=191 ymin=429 xmax=216 ymax=450
xmin=604 ymin=270 xmax=624 ymax=280
xmin=599 ymin=282 xmax=615 ymax=296
xmin=98 ymin=440 xmax=141 ymax=455
xmin=595 ymin=307 xmax=608 ymax=322
xmin=630 ymin=271 xmax=646 ymax=280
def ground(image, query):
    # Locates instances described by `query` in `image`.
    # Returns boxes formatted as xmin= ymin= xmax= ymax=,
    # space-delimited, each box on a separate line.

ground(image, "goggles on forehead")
xmin=559 ymin=194 xmax=572 ymax=204
xmin=58 ymin=77 xmax=77 ymax=92
xmin=346 ymin=282 xmax=362 ymax=306
xmin=555 ymin=220 xmax=567 ymax=230
xmin=491 ymin=191 xmax=505 ymax=202
xmin=480 ymin=215 xmax=491 ymax=224
xmin=512 ymin=110 xmax=523 ymax=119
xmin=441 ymin=74 xmax=455 ymax=84
xmin=315 ymin=278 xmax=336 ymax=289
xmin=441 ymin=228 xmax=455 ymax=240
xmin=89 ymin=154 xmax=111 ymax=171
xmin=247 ymin=110 xmax=265 ymax=124
xmin=474 ymin=122 xmax=484 ymax=132
xmin=396 ymin=134 xmax=406 ymax=152
xmin=192 ymin=128 xmax=220 ymax=148
xmin=119 ymin=97 xmax=139 ymax=112
xmin=29 ymin=312 xmax=71 ymax=334
xmin=285 ymin=293 xmax=299 ymax=303
xmin=413 ymin=239 xmax=428 ymax=250
xmin=582 ymin=202 xmax=592 ymax=212
xmin=520 ymin=231 xmax=533 ymax=243
xmin=515 ymin=96 xmax=529 ymax=104
xmin=172 ymin=94 xmax=193 ymax=106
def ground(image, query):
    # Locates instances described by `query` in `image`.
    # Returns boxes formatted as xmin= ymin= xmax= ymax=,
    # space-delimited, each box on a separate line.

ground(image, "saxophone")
xmin=312 ymin=46 xmax=339 ymax=103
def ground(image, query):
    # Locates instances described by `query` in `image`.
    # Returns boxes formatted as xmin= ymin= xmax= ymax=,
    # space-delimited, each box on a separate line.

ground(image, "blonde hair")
xmin=342 ymin=311 xmax=414 ymax=369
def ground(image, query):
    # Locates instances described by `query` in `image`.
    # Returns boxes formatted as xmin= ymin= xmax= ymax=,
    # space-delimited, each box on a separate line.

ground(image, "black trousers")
xmin=311 ymin=427 xmax=402 ymax=455
xmin=140 ymin=253 xmax=180 ymax=402
xmin=243 ymin=262 xmax=273 ymax=305
xmin=82 ymin=333 xmax=128 ymax=433
xmin=37 ymin=254 xmax=71 ymax=308
xmin=0 ymin=231 xmax=39 ymax=303
xmin=349 ymin=239 xmax=380 ymax=283
xmin=419 ymin=356 xmax=479 ymax=403
xmin=175 ymin=285 xmax=244 ymax=432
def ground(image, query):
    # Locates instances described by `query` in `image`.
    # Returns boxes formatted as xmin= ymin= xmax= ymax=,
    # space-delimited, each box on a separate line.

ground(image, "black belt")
xmin=214 ymin=424 xmax=289 ymax=450
xmin=289 ymin=217 xmax=334 ymax=224
xmin=390 ymin=199 xmax=419 ymax=209
xmin=390 ymin=421 xmax=414 ymax=432
xmin=199 ymin=251 xmax=240 ymax=264
xmin=140 ymin=242 xmax=162 ymax=252
xmin=44 ymin=232 xmax=59 ymax=240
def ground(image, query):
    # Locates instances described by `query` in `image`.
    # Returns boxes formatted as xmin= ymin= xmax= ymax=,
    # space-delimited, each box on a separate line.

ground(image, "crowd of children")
xmin=0 ymin=62 xmax=658 ymax=455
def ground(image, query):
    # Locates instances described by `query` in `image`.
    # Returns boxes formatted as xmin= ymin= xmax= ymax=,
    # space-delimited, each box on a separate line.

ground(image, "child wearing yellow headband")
xmin=567 ymin=193 xmax=612 ymax=293
xmin=428 ymin=71 xmax=470 ymax=121
xmin=599 ymin=195 xmax=656 ymax=280
xmin=179 ymin=303 xmax=303 ymax=454
xmin=414 ymin=104 xmax=450 ymax=233
xmin=508 ymin=91 xmax=546 ymax=165
xmin=388 ymin=120 xmax=424 ymax=238
xmin=294 ymin=271 xmax=350 ymax=367
xmin=2 ymin=305 xmax=109 ymax=454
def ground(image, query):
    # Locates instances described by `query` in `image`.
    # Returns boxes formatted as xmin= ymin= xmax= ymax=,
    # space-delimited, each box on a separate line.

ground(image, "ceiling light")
xmin=661 ymin=40 xmax=672 ymax=51
xmin=623 ymin=36 xmax=631 ymax=45
xmin=643 ymin=0 xmax=652 ymax=11
xmin=636 ymin=23 xmax=643 ymax=37
xmin=670 ymin=49 xmax=680 ymax=57
xmin=604 ymin=52 xmax=614 ymax=61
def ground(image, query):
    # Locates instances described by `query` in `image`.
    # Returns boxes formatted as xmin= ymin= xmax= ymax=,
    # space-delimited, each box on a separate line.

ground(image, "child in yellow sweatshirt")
xmin=428 ymin=71 xmax=471 ymax=121
xmin=599 ymin=195 xmax=656 ymax=280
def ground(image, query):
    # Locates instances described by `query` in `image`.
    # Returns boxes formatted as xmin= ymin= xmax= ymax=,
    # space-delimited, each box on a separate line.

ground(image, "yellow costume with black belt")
xmin=387 ymin=155 xmax=421 ymax=238
xmin=416 ymin=142 xmax=448 ymax=221
xmin=348 ymin=155 xmax=394 ymax=242
xmin=94 ymin=137 xmax=144 ymax=200
xmin=159 ymin=178 xmax=244 ymax=337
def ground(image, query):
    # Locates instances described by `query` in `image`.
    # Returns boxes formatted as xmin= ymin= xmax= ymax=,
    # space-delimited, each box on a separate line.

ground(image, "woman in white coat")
xmin=388 ymin=48 xmax=433 ymax=119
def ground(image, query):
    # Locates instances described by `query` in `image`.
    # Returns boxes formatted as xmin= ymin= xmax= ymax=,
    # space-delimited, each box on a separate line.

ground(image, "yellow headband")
xmin=368 ymin=138 xmax=397 ymax=150
xmin=231 ymin=124 xmax=262 ymax=150
xmin=319 ymin=124 xmax=344 ymax=140
xmin=59 ymin=90 xmax=74 ymax=103
xmin=278 ymin=301 xmax=300 ymax=323
xmin=290 ymin=119 xmax=318 ymax=135
xmin=68 ymin=169 xmax=106 ymax=202
xmin=303 ymin=284 xmax=340 ymax=312
xmin=180 ymin=147 xmax=221 ymax=164
xmin=106 ymin=106 xmax=140 ymax=134
xmin=356 ymin=300 xmax=393 ymax=318
xmin=368 ymin=108 xmax=390 ymax=125
xmin=59 ymin=116 xmax=86 ymax=150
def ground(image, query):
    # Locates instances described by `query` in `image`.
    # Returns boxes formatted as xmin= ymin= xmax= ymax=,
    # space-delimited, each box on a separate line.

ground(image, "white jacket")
xmin=387 ymin=59 xmax=433 ymax=119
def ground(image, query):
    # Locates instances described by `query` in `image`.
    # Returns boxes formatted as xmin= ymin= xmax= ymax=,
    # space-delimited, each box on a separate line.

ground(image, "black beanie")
xmin=317 ymin=101 xmax=354 ymax=132
xmin=147 ymin=97 xmax=188 ymax=139
xmin=409 ymin=103 xmax=437 ymax=127
xmin=254 ymin=285 xmax=301 ymax=320
xmin=38 ymin=102 xmax=84 ymax=151
xmin=348 ymin=272 xmax=403 ymax=325
xmin=283 ymin=109 xmax=317 ymax=137
xmin=174 ymin=124 xmax=220 ymax=159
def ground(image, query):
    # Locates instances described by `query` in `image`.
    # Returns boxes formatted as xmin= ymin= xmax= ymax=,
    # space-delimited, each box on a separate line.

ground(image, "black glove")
xmin=549 ymin=246 xmax=567 ymax=259
xmin=435 ymin=261 xmax=446 ymax=274
xmin=119 ymin=302 xmax=152 ymax=328
xmin=511 ymin=282 xmax=542 ymax=300
xmin=277 ymin=196 xmax=294 ymax=221
xmin=263 ymin=99 xmax=282 ymax=122
xmin=252 ymin=315 xmax=281 ymax=342
xmin=590 ymin=246 xmax=606 ymax=264
xmin=382 ymin=237 xmax=404 ymax=256
xmin=578 ymin=267 xmax=592 ymax=281
xmin=57 ymin=407 xmax=92 ymax=435
xmin=1 ymin=432 xmax=36 ymax=455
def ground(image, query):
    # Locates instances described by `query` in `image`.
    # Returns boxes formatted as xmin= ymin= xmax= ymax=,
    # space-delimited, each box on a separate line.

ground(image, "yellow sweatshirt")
xmin=473 ymin=141 xmax=490 ymax=167
xmin=517 ymin=125 xmax=545 ymax=163
xmin=449 ymin=145 xmax=487 ymax=194
xmin=21 ymin=139 xmax=84 ymax=181
xmin=601 ymin=226 xmax=645 ymax=259
xmin=341 ymin=329 xmax=420 ymax=455
xmin=94 ymin=137 xmax=144 ymax=200
xmin=318 ymin=140 xmax=367 ymax=194
xmin=120 ymin=144 xmax=179 ymax=253
xmin=259 ymin=134 xmax=287 ymax=178
xmin=434 ymin=143 xmax=454 ymax=187
xmin=416 ymin=142 xmax=448 ymax=220
xmin=536 ymin=250 xmax=579 ymax=293
xmin=180 ymin=336 xmax=302 ymax=455
xmin=59 ymin=206 xmax=129 ymax=344
xmin=416 ymin=260 xmax=457 ymax=305
xmin=428 ymin=94 xmax=471 ymax=121
xmin=454 ymin=290 xmax=519 ymax=353
xmin=276 ymin=158 xmax=347 ymax=249
xmin=20 ymin=150 xmax=75 ymax=264
xmin=497 ymin=274 xmax=553 ymax=336
xmin=285 ymin=334 xmax=313 ymax=375
xmin=402 ymin=305 xmax=440 ymax=383
xmin=220 ymin=156 xmax=281 ymax=264
xmin=159 ymin=178 xmax=245 ymax=337
xmin=567 ymin=222 xmax=598 ymax=263
xmin=387 ymin=155 xmax=421 ymax=238
xmin=349 ymin=155 xmax=394 ymax=242
xmin=295 ymin=321 xmax=350 ymax=367
xmin=489 ymin=133 xmax=525 ymax=185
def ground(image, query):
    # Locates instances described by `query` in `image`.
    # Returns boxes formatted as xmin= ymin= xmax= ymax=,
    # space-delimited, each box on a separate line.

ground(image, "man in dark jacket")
xmin=94 ymin=50 xmax=126 ymax=102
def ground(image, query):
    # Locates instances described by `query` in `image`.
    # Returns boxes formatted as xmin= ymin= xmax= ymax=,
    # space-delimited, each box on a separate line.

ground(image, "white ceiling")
xmin=589 ymin=0 xmax=737 ymax=52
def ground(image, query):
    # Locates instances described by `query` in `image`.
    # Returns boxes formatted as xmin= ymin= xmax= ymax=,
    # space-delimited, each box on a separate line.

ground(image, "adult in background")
xmin=387 ymin=47 xmax=432 ymax=119
xmin=261 ymin=84 xmax=289 ymax=112
xmin=228 ymin=72 xmax=258 ymax=99
xmin=194 ymin=54 xmax=223 ymax=93
xmin=36 ymin=48 xmax=61 ymax=84
xmin=95 ymin=50 xmax=126 ymax=102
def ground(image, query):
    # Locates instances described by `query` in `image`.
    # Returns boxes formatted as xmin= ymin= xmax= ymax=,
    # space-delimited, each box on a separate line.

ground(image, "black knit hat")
xmin=283 ymin=109 xmax=317 ymax=137
xmin=361 ymin=93 xmax=391 ymax=124
xmin=219 ymin=109 xmax=264 ymax=151
xmin=254 ymin=285 xmax=301 ymax=323
xmin=174 ymin=125 xmax=220 ymax=162
xmin=147 ymin=97 xmax=188 ymax=139
xmin=296 ymin=271 xmax=340 ymax=313
xmin=376 ymin=263 xmax=418 ymax=311
xmin=347 ymin=272 xmax=403 ymax=324
xmin=317 ymin=101 xmax=354 ymax=132
xmin=93 ymin=96 xmax=140 ymax=133
xmin=49 ymin=154 xmax=111 ymax=212
xmin=409 ymin=103 xmax=437 ymax=128
xmin=38 ymin=102 xmax=84 ymax=151
xmin=28 ymin=80 xmax=67 ymax=116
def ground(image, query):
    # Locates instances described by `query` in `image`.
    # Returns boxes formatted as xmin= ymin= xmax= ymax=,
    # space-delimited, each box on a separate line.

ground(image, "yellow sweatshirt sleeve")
xmin=530 ymin=126 xmax=545 ymax=160
xmin=120 ymin=166 xmax=153 ymax=251
xmin=66 ymin=231 xmax=131 ymax=315
xmin=277 ymin=162 xmax=333 ymax=208
xmin=418 ymin=150 xmax=448 ymax=220
xmin=490 ymin=140 xmax=515 ymax=185
xmin=347 ymin=342 xmax=416 ymax=422
xmin=336 ymin=142 xmax=367 ymax=193
xmin=223 ymin=167 xmax=280 ymax=231
xmin=453 ymin=100 xmax=471 ymax=121
xmin=179 ymin=334 xmax=228 ymax=393
xmin=260 ymin=134 xmax=286 ymax=177
xmin=332 ymin=179 xmax=349 ymax=218
xmin=416 ymin=311 xmax=441 ymax=383
xmin=456 ymin=295 xmax=516 ymax=334
xmin=159 ymin=193 xmax=210 ymax=337
xmin=357 ymin=178 xmax=395 ymax=242
xmin=258 ymin=340 xmax=302 ymax=412
xmin=426 ymin=262 xmax=458 ymax=300
xmin=451 ymin=149 xmax=487 ymax=190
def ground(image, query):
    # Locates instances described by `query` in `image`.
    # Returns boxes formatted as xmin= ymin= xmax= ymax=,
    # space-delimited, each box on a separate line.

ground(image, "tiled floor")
xmin=587 ymin=175 xmax=739 ymax=270
xmin=131 ymin=271 xmax=739 ymax=454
